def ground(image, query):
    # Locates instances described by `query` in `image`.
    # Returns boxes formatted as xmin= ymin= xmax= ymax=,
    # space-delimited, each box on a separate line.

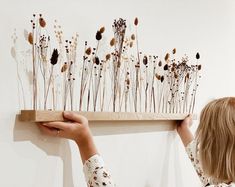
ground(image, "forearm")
xmin=76 ymin=134 xmax=98 ymax=164
xmin=177 ymin=126 xmax=194 ymax=147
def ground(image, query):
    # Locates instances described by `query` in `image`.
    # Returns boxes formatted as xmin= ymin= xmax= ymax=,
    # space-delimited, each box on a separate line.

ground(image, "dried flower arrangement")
xmin=14 ymin=15 xmax=202 ymax=122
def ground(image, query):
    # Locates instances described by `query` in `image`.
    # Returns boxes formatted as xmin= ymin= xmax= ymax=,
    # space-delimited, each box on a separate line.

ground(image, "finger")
xmin=38 ymin=124 xmax=59 ymax=137
xmin=41 ymin=121 xmax=68 ymax=130
xmin=63 ymin=111 xmax=87 ymax=124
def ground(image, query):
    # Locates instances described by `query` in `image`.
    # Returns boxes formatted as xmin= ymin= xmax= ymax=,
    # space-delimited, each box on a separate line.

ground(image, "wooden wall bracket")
xmin=19 ymin=110 xmax=196 ymax=122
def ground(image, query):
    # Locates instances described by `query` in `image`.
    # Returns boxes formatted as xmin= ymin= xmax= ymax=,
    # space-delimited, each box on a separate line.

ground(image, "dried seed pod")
xmin=134 ymin=17 xmax=138 ymax=26
xmin=158 ymin=61 xmax=162 ymax=67
xmin=96 ymin=31 xmax=102 ymax=40
xmin=174 ymin=72 xmax=178 ymax=79
xmin=110 ymin=38 xmax=115 ymax=46
xmin=165 ymin=53 xmax=170 ymax=61
xmin=94 ymin=56 xmax=100 ymax=65
xmin=155 ymin=73 xmax=161 ymax=80
xmin=130 ymin=41 xmax=133 ymax=48
xmin=61 ymin=63 xmax=68 ymax=72
xmin=85 ymin=47 xmax=92 ymax=55
xmin=143 ymin=55 xmax=148 ymax=65
xmin=196 ymin=52 xmax=200 ymax=59
xmin=126 ymin=79 xmax=130 ymax=85
xmin=172 ymin=48 xmax=176 ymax=54
xmin=106 ymin=54 xmax=111 ymax=61
xmin=39 ymin=18 xmax=46 ymax=27
xmin=99 ymin=26 xmax=105 ymax=33
xmin=50 ymin=49 xmax=59 ymax=65
xmin=186 ymin=73 xmax=190 ymax=79
xmin=28 ymin=32 xmax=33 ymax=45
xmin=163 ymin=64 xmax=168 ymax=71
xmin=198 ymin=64 xmax=202 ymax=70
xmin=131 ymin=34 xmax=135 ymax=40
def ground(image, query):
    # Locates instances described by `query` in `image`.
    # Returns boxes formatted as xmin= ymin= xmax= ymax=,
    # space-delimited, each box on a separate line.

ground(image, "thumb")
xmin=63 ymin=111 xmax=88 ymax=124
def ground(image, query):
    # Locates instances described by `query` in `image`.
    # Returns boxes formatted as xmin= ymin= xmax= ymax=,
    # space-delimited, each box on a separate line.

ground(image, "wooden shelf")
xmin=19 ymin=110 xmax=196 ymax=122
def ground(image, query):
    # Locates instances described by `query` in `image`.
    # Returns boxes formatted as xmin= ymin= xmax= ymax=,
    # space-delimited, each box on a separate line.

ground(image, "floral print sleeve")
xmin=186 ymin=140 xmax=211 ymax=187
xmin=83 ymin=154 xmax=115 ymax=187
xmin=185 ymin=140 xmax=235 ymax=187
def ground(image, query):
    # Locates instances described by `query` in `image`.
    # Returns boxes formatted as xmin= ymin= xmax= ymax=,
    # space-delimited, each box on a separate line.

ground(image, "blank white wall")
xmin=0 ymin=0 xmax=235 ymax=186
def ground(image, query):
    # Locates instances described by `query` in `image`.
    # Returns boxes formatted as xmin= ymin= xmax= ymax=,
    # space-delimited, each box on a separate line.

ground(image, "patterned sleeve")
xmin=83 ymin=154 xmax=115 ymax=187
xmin=185 ymin=140 xmax=211 ymax=187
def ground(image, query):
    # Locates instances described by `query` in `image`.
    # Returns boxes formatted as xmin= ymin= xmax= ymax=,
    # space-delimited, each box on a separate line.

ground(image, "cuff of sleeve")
xmin=185 ymin=139 xmax=196 ymax=153
xmin=83 ymin=154 xmax=105 ymax=182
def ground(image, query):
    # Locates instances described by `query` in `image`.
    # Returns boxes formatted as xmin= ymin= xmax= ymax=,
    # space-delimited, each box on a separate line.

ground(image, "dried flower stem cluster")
xmin=25 ymin=14 xmax=78 ymax=110
xmin=15 ymin=15 xmax=201 ymax=113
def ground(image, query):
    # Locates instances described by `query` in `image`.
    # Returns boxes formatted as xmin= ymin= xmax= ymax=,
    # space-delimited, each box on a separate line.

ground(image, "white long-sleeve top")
xmin=83 ymin=140 xmax=235 ymax=187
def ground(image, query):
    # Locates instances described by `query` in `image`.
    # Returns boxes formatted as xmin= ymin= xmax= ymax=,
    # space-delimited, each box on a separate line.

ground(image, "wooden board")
xmin=19 ymin=110 xmax=197 ymax=122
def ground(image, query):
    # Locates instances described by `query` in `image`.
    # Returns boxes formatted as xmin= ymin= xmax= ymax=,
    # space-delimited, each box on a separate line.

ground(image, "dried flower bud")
xmin=94 ymin=56 xmax=100 ymax=65
xmin=96 ymin=31 xmax=102 ymax=40
xmin=174 ymin=72 xmax=178 ymax=79
xmin=28 ymin=32 xmax=33 ymax=45
xmin=126 ymin=79 xmax=130 ymax=85
xmin=99 ymin=26 xmax=105 ymax=33
xmin=186 ymin=73 xmax=190 ymax=79
xmin=61 ymin=63 xmax=68 ymax=72
xmin=165 ymin=53 xmax=170 ymax=61
xmin=172 ymin=48 xmax=176 ymax=54
xmin=50 ymin=49 xmax=59 ymax=65
xmin=131 ymin=34 xmax=135 ymax=40
xmin=110 ymin=38 xmax=115 ymax=46
xmin=85 ymin=47 xmax=92 ymax=55
xmin=158 ymin=61 xmax=162 ymax=67
xmin=196 ymin=52 xmax=200 ymax=59
xmin=198 ymin=64 xmax=202 ymax=70
xmin=163 ymin=64 xmax=168 ymax=71
xmin=106 ymin=54 xmax=111 ymax=61
xmin=39 ymin=18 xmax=46 ymax=27
xmin=134 ymin=17 xmax=138 ymax=26
xmin=130 ymin=41 xmax=133 ymax=48
xmin=143 ymin=56 xmax=148 ymax=65
xmin=155 ymin=73 xmax=161 ymax=80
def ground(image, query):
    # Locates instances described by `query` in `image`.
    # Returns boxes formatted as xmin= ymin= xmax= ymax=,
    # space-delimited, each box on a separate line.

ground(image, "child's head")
xmin=196 ymin=97 xmax=235 ymax=183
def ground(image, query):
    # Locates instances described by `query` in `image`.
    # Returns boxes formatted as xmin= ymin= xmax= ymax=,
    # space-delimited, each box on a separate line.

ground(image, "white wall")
xmin=1 ymin=0 xmax=235 ymax=186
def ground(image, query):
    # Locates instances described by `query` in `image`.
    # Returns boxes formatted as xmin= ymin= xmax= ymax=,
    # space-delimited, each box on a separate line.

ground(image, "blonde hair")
xmin=196 ymin=97 xmax=235 ymax=183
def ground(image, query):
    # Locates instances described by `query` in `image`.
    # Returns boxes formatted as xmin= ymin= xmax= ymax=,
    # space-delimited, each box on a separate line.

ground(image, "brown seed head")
xmin=96 ymin=31 xmax=102 ymax=40
xmin=130 ymin=41 xmax=133 ymax=48
xmin=165 ymin=53 xmax=170 ymax=62
xmin=28 ymin=32 xmax=33 ymax=45
xmin=61 ymin=64 xmax=68 ymax=73
xmin=99 ymin=26 xmax=105 ymax=33
xmin=196 ymin=52 xmax=200 ymax=59
xmin=131 ymin=34 xmax=135 ymax=40
xmin=155 ymin=73 xmax=161 ymax=80
xmin=198 ymin=64 xmax=202 ymax=70
xmin=134 ymin=17 xmax=138 ymax=26
xmin=85 ymin=47 xmax=92 ymax=55
xmin=110 ymin=38 xmax=115 ymax=46
xmin=106 ymin=54 xmax=111 ymax=61
xmin=94 ymin=56 xmax=100 ymax=65
xmin=39 ymin=18 xmax=46 ymax=28
xmin=143 ymin=56 xmax=148 ymax=65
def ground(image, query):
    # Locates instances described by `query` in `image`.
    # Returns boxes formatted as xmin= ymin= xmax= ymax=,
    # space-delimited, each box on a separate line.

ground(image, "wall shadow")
xmin=13 ymin=115 xmax=75 ymax=187
xmin=90 ymin=120 xmax=177 ymax=136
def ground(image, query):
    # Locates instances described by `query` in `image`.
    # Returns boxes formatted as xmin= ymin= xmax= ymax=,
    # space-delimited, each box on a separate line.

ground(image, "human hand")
xmin=176 ymin=114 xmax=194 ymax=147
xmin=177 ymin=114 xmax=193 ymax=132
xmin=39 ymin=111 xmax=92 ymax=147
